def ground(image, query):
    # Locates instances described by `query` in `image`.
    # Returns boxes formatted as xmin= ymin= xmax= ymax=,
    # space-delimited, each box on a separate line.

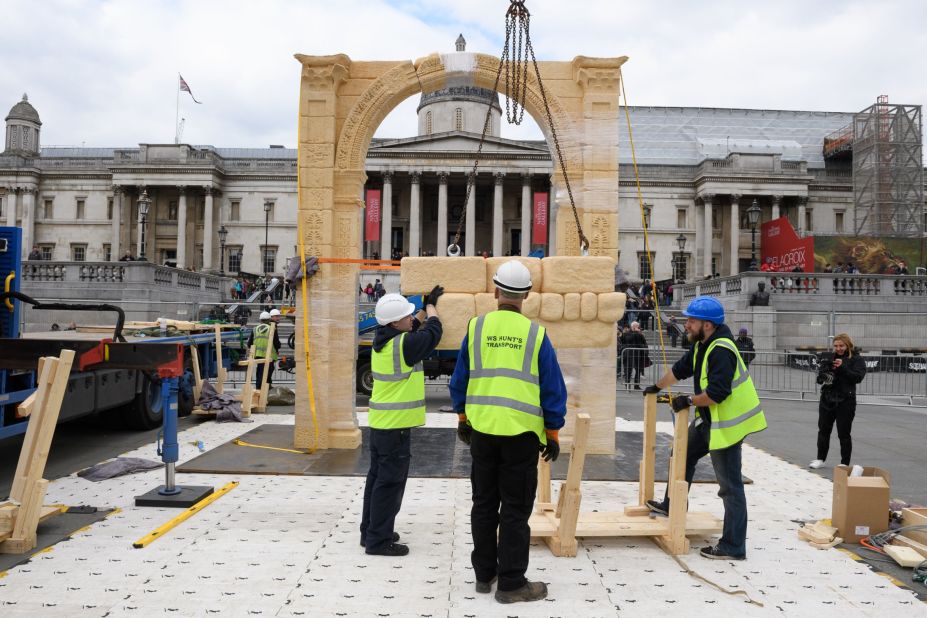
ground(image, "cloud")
xmin=1 ymin=0 xmax=924 ymax=148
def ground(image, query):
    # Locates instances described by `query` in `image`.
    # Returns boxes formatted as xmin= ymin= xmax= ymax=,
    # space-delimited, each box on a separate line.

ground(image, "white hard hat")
xmin=493 ymin=260 xmax=532 ymax=293
xmin=259 ymin=311 xmax=272 ymax=321
xmin=269 ymin=309 xmax=281 ymax=317
xmin=375 ymin=293 xmax=415 ymax=326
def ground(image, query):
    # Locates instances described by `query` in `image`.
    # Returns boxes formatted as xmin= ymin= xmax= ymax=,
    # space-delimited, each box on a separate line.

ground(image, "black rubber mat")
xmin=0 ymin=507 xmax=114 ymax=572
xmin=178 ymin=425 xmax=750 ymax=483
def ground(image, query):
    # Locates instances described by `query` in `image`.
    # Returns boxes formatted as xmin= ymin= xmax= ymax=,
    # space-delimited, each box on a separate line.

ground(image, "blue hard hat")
xmin=682 ymin=296 xmax=725 ymax=324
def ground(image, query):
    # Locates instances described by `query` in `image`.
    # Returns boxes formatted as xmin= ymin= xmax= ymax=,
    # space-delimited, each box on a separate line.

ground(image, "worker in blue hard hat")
xmin=642 ymin=295 xmax=767 ymax=561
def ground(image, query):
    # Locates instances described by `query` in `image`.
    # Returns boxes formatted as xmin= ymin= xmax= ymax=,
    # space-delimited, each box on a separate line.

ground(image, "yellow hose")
xmin=4 ymin=271 xmax=14 ymax=310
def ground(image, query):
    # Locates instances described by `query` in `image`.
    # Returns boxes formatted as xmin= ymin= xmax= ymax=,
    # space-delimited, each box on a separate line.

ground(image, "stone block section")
xmin=484 ymin=256 xmax=543 ymax=292
xmin=434 ymin=293 xmax=476 ymax=350
xmin=597 ymin=292 xmax=626 ymax=323
xmin=474 ymin=293 xmax=496 ymax=316
xmin=522 ymin=292 xmax=541 ymax=319
xmin=400 ymin=257 xmax=487 ymax=294
xmin=541 ymin=256 xmax=616 ymax=293
xmin=563 ymin=293 xmax=581 ymax=321
xmin=540 ymin=293 xmax=564 ymax=321
xmin=540 ymin=319 xmax=613 ymax=349
xmin=581 ymin=292 xmax=598 ymax=321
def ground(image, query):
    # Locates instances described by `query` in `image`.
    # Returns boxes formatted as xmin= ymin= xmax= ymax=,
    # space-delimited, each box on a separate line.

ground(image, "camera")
xmin=816 ymin=356 xmax=835 ymax=386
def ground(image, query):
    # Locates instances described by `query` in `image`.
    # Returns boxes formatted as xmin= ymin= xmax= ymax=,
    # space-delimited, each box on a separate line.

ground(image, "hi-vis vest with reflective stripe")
xmin=369 ymin=332 xmax=426 ymax=429
xmin=466 ymin=310 xmax=547 ymax=444
xmin=253 ymin=323 xmax=278 ymax=361
xmin=694 ymin=337 xmax=767 ymax=451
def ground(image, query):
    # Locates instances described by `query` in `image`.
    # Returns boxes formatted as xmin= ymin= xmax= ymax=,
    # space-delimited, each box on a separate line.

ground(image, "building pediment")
xmin=369 ymin=131 xmax=549 ymax=157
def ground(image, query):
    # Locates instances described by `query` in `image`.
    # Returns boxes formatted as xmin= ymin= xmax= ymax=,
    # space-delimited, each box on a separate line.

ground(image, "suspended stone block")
xmin=484 ymin=256 xmax=543 ymax=292
xmin=434 ymin=293 xmax=476 ymax=350
xmin=400 ymin=256 xmax=487 ymax=294
xmin=541 ymin=256 xmax=616 ymax=293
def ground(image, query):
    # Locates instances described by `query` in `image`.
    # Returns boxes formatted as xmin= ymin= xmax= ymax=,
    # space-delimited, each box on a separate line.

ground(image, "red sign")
xmin=760 ymin=216 xmax=814 ymax=272
xmin=365 ymin=189 xmax=380 ymax=242
xmin=532 ymin=192 xmax=548 ymax=245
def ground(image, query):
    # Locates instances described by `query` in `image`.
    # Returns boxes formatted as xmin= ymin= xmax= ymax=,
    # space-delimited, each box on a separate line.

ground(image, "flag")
xmin=179 ymin=75 xmax=202 ymax=104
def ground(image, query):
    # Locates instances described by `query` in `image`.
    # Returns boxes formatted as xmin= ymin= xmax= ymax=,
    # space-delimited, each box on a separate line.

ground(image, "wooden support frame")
xmin=214 ymin=325 xmax=226 ymax=393
xmin=0 ymin=350 xmax=75 ymax=554
xmin=189 ymin=345 xmax=203 ymax=403
xmin=530 ymin=396 xmax=722 ymax=557
xmin=236 ymin=322 xmax=275 ymax=416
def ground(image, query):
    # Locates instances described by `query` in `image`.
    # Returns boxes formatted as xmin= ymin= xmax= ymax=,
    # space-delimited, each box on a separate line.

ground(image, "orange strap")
xmin=315 ymin=257 xmax=402 ymax=271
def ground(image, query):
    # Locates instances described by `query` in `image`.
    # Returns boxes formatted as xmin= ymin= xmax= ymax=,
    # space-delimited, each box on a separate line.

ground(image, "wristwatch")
xmin=686 ymin=395 xmax=694 ymax=407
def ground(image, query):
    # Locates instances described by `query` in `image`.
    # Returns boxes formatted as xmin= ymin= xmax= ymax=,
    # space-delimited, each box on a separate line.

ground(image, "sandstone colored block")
xmin=434 ymin=293 xmax=476 ymax=350
xmin=474 ymin=293 xmax=496 ymax=316
xmin=563 ymin=293 xmax=581 ymax=321
xmin=597 ymin=292 xmax=626 ymax=323
xmin=581 ymin=292 xmax=598 ymax=321
xmin=522 ymin=292 xmax=540 ymax=319
xmin=541 ymin=256 xmax=615 ymax=293
xmin=400 ymin=257 xmax=487 ymax=294
xmin=484 ymin=257 xmax=542 ymax=292
xmin=541 ymin=320 xmax=613 ymax=348
xmin=539 ymin=293 xmax=564 ymax=322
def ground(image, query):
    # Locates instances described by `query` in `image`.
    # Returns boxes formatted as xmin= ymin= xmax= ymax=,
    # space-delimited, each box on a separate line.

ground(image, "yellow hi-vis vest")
xmin=369 ymin=332 xmax=426 ymax=429
xmin=694 ymin=337 xmax=767 ymax=450
xmin=465 ymin=310 xmax=547 ymax=444
xmin=253 ymin=323 xmax=278 ymax=361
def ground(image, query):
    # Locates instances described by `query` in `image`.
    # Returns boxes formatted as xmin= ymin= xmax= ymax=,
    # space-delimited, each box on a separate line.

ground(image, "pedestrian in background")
xmin=735 ymin=328 xmax=755 ymax=367
xmin=809 ymin=333 xmax=866 ymax=469
xmin=620 ymin=321 xmax=648 ymax=390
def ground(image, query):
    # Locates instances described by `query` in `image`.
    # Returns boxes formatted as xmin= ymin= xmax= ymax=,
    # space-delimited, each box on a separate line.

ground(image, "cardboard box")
xmin=831 ymin=465 xmax=890 ymax=544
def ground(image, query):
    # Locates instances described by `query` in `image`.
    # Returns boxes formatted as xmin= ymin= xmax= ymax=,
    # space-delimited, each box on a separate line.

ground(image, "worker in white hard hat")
xmin=247 ymin=310 xmax=281 ymax=389
xmin=269 ymin=308 xmax=282 ymax=323
xmin=361 ymin=284 xmax=444 ymax=557
xmin=449 ymin=260 xmax=567 ymax=604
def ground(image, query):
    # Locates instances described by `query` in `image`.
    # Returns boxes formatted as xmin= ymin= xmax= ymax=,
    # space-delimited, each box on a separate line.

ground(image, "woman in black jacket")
xmin=809 ymin=333 xmax=866 ymax=469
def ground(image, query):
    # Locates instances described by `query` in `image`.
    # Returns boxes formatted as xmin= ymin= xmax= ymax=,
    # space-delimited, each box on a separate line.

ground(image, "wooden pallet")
xmin=529 ymin=395 xmax=722 ymax=557
xmin=0 ymin=350 xmax=75 ymax=554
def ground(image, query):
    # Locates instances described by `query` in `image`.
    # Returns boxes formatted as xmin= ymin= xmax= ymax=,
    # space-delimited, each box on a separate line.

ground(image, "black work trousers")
xmin=817 ymin=398 xmax=856 ymax=465
xmin=360 ymin=428 xmax=411 ymax=551
xmin=255 ymin=362 xmax=274 ymax=389
xmin=469 ymin=429 xmax=539 ymax=592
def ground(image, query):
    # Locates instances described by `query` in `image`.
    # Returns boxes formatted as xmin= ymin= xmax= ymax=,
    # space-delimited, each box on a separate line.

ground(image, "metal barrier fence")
xmin=619 ymin=347 xmax=927 ymax=405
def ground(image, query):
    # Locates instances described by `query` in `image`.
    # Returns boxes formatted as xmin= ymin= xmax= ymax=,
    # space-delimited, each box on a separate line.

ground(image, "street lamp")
xmin=217 ymin=225 xmax=228 ymax=276
xmin=675 ymin=233 xmax=687 ymax=282
xmin=137 ymin=189 xmax=151 ymax=261
xmin=263 ymin=201 xmax=271 ymax=278
xmin=747 ymin=199 xmax=762 ymax=271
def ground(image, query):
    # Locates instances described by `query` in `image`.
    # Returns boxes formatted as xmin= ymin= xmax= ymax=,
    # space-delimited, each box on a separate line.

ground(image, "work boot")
xmin=494 ymin=581 xmax=547 ymax=604
xmin=365 ymin=542 xmax=409 ymax=557
xmin=699 ymin=545 xmax=745 ymax=561
xmin=646 ymin=499 xmax=668 ymax=516
xmin=475 ymin=576 xmax=497 ymax=594
xmin=360 ymin=531 xmax=400 ymax=547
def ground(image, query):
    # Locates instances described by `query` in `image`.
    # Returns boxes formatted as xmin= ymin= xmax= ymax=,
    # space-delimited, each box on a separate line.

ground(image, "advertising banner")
xmin=532 ymin=192 xmax=548 ymax=245
xmin=760 ymin=217 xmax=814 ymax=272
xmin=365 ymin=189 xmax=381 ymax=242
xmin=813 ymin=235 xmax=921 ymax=274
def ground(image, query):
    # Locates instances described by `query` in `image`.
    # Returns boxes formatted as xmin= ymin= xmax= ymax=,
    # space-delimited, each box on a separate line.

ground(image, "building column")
xmin=111 ymin=186 xmax=123 ymax=260
xmin=409 ymin=172 xmax=421 ymax=257
xmin=176 ymin=186 xmax=188 ymax=268
xmin=771 ymin=194 xmax=782 ymax=220
xmin=203 ymin=187 xmax=214 ymax=270
xmin=492 ymin=172 xmax=504 ymax=257
xmin=729 ymin=194 xmax=740 ymax=276
xmin=797 ymin=196 xmax=808 ymax=236
xmin=436 ymin=172 xmax=448 ymax=256
xmin=521 ymin=174 xmax=531 ymax=257
xmin=694 ymin=199 xmax=703 ymax=276
xmin=21 ymin=188 xmax=36 ymax=261
xmin=465 ymin=173 xmax=476 ymax=256
xmin=381 ymin=172 xmax=392 ymax=260
xmin=136 ymin=190 xmax=144 ymax=259
xmin=5 ymin=187 xmax=18 ymax=228
xmin=702 ymin=194 xmax=714 ymax=277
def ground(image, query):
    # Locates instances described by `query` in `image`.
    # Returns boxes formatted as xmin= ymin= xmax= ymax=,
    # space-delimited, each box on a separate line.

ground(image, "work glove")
xmin=425 ymin=285 xmax=445 ymax=307
xmin=457 ymin=419 xmax=472 ymax=445
xmin=540 ymin=430 xmax=560 ymax=462
xmin=643 ymin=384 xmax=661 ymax=396
xmin=671 ymin=394 xmax=692 ymax=412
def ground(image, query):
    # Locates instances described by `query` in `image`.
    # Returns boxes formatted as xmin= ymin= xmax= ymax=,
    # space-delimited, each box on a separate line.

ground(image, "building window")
xmin=76 ymin=199 xmax=85 ymax=220
xmin=712 ymin=207 xmax=721 ymax=230
xmin=643 ymin=207 xmax=652 ymax=229
xmin=264 ymin=201 xmax=276 ymax=222
xmin=805 ymin=209 xmax=813 ymax=232
xmin=71 ymin=244 xmax=87 ymax=262
xmin=39 ymin=244 xmax=54 ymax=260
xmin=677 ymin=208 xmax=687 ymax=229
xmin=103 ymin=243 xmax=112 ymax=262
xmin=43 ymin=199 xmax=53 ymax=220
xmin=261 ymin=246 xmax=277 ymax=273
xmin=161 ymin=249 xmax=177 ymax=266
xmin=672 ymin=253 xmax=689 ymax=282
xmin=425 ymin=111 xmax=433 ymax=135
xmin=107 ymin=198 xmax=114 ymax=220
xmin=228 ymin=246 xmax=243 ymax=273
xmin=711 ymin=255 xmax=720 ymax=276
xmin=230 ymin=200 xmax=240 ymax=221
xmin=638 ymin=252 xmax=653 ymax=280
xmin=455 ymin=108 xmax=463 ymax=131
xmin=194 ymin=244 xmax=203 ymax=269
xmin=835 ymin=211 xmax=845 ymax=233
xmin=196 ymin=201 xmax=204 ymax=223
xmin=22 ymin=127 xmax=30 ymax=150
xmin=168 ymin=201 xmax=178 ymax=220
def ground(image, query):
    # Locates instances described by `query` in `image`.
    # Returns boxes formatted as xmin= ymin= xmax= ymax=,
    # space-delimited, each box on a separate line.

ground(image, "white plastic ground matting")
xmin=0 ymin=412 xmax=923 ymax=617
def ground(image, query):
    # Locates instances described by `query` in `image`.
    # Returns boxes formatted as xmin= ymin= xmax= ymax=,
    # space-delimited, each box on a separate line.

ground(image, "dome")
xmin=6 ymin=93 xmax=41 ymax=124
xmin=418 ymin=86 xmax=501 ymax=114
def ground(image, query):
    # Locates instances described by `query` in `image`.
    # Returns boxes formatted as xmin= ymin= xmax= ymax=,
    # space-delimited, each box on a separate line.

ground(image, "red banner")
xmin=365 ymin=189 xmax=380 ymax=242
xmin=760 ymin=216 xmax=814 ymax=272
xmin=532 ymin=192 xmax=548 ymax=245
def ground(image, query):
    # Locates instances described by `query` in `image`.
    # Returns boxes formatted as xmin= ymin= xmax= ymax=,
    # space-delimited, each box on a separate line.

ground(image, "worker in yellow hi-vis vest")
xmin=361 ymin=286 xmax=443 ymax=557
xmin=248 ymin=311 xmax=281 ymax=389
xmin=644 ymin=296 xmax=767 ymax=561
xmin=450 ymin=261 xmax=566 ymax=604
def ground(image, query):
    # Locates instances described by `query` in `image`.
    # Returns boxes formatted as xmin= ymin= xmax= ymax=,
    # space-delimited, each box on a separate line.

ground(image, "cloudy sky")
xmin=2 ymin=0 xmax=925 ymax=148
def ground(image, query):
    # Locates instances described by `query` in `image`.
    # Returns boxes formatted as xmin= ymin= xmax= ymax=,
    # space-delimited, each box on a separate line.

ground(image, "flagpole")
xmin=175 ymin=73 xmax=180 ymax=144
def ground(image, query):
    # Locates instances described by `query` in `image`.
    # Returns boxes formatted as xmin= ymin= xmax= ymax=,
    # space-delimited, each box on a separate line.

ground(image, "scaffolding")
xmin=852 ymin=96 xmax=924 ymax=236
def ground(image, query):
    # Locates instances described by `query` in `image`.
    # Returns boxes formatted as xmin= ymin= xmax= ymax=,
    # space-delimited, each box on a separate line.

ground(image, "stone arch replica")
xmin=293 ymin=51 xmax=628 ymax=454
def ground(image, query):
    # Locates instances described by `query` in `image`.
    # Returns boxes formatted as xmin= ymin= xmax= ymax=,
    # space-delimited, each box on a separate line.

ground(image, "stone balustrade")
xmin=23 ymin=261 xmax=225 ymax=292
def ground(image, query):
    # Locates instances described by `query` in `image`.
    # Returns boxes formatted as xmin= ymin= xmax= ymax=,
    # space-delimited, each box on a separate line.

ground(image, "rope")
xmin=233 ymin=439 xmax=310 ymax=455
xmin=670 ymin=554 xmax=765 ymax=607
